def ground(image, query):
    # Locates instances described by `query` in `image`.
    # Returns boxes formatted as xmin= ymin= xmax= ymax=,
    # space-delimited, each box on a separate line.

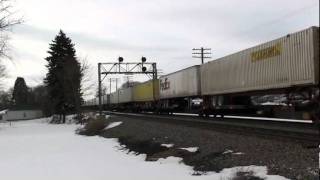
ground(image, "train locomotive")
xmin=84 ymin=26 xmax=320 ymax=122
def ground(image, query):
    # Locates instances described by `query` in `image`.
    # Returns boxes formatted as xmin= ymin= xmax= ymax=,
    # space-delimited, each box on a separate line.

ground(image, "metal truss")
xmin=99 ymin=62 xmax=157 ymax=81
xmin=97 ymin=57 xmax=157 ymax=114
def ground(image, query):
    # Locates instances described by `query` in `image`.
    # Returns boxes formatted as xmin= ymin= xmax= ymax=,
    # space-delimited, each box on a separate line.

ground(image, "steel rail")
xmin=105 ymin=111 xmax=319 ymax=143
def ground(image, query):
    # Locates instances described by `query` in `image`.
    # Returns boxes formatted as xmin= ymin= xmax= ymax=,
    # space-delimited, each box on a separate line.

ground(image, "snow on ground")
xmin=223 ymin=149 xmax=245 ymax=155
xmin=180 ymin=147 xmax=199 ymax=153
xmin=220 ymin=166 xmax=284 ymax=179
xmin=161 ymin=143 xmax=174 ymax=148
xmin=104 ymin=121 xmax=122 ymax=130
xmin=233 ymin=152 xmax=245 ymax=155
xmin=0 ymin=118 xmax=289 ymax=180
xmin=223 ymin=149 xmax=234 ymax=154
xmin=0 ymin=109 xmax=8 ymax=115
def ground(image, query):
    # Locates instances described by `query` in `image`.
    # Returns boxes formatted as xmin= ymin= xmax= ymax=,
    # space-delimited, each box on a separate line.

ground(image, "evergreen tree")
xmin=29 ymin=85 xmax=52 ymax=116
xmin=0 ymin=89 xmax=12 ymax=110
xmin=12 ymin=77 xmax=29 ymax=107
xmin=44 ymin=30 xmax=82 ymax=123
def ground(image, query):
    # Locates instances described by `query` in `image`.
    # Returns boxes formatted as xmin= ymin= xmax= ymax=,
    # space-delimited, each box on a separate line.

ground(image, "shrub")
xmin=231 ymin=171 xmax=265 ymax=180
xmin=77 ymin=116 xmax=107 ymax=136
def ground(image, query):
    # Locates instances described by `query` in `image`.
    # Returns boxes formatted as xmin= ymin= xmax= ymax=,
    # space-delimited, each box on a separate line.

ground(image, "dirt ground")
xmin=99 ymin=115 xmax=319 ymax=180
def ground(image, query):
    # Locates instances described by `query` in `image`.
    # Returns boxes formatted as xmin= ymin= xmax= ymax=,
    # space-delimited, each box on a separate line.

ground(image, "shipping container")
xmin=118 ymin=87 xmax=133 ymax=103
xmin=95 ymin=98 xmax=99 ymax=106
xmin=102 ymin=94 xmax=110 ymax=105
xmin=133 ymin=80 xmax=159 ymax=102
xmin=160 ymin=65 xmax=201 ymax=99
xmin=110 ymin=91 xmax=119 ymax=104
xmin=201 ymin=26 xmax=319 ymax=96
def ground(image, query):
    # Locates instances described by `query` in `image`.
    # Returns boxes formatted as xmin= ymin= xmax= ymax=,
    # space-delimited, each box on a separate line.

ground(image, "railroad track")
xmin=106 ymin=111 xmax=319 ymax=144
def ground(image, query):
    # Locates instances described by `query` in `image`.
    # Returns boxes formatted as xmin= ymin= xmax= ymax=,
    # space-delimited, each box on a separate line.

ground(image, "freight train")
xmin=84 ymin=26 xmax=319 ymax=122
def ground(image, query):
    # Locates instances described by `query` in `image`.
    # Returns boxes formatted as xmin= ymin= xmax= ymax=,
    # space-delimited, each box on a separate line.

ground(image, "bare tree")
xmin=0 ymin=0 xmax=23 ymax=89
xmin=0 ymin=0 xmax=22 ymax=58
xmin=80 ymin=57 xmax=95 ymax=99
xmin=0 ymin=62 xmax=6 ymax=88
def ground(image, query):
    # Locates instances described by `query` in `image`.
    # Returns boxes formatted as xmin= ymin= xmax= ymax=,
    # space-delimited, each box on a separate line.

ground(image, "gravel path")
xmin=100 ymin=115 xmax=319 ymax=180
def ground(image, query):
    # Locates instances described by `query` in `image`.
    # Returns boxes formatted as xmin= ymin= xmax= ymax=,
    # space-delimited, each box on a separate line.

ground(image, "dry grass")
xmin=77 ymin=115 xmax=108 ymax=136
xmin=220 ymin=170 xmax=265 ymax=180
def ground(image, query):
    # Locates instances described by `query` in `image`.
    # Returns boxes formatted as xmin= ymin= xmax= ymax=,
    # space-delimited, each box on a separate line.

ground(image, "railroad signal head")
xmin=142 ymin=66 xmax=147 ymax=72
xmin=118 ymin=57 xmax=124 ymax=63
xmin=141 ymin=56 xmax=146 ymax=63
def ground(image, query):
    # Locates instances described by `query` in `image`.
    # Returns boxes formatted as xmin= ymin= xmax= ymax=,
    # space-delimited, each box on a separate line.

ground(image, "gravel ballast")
xmin=100 ymin=114 xmax=319 ymax=180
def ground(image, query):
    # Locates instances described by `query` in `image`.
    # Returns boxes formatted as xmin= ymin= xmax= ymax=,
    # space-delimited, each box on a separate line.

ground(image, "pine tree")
xmin=44 ymin=30 xmax=82 ymax=123
xmin=12 ymin=77 xmax=29 ymax=107
xmin=0 ymin=89 xmax=12 ymax=109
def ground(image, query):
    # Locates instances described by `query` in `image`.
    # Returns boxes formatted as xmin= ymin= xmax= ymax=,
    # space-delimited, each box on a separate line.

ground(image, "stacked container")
xmin=201 ymin=26 xmax=319 ymax=96
xmin=159 ymin=65 xmax=201 ymax=99
xmin=118 ymin=87 xmax=133 ymax=103
xmin=133 ymin=80 xmax=159 ymax=102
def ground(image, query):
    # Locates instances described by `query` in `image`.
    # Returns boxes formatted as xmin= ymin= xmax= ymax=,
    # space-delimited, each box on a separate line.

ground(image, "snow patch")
xmin=157 ymin=156 xmax=183 ymax=164
xmin=161 ymin=144 xmax=174 ymax=148
xmin=223 ymin=149 xmax=233 ymax=154
xmin=105 ymin=121 xmax=123 ymax=130
xmin=0 ymin=109 xmax=8 ymax=115
xmin=0 ymin=119 xmax=290 ymax=180
xmin=223 ymin=149 xmax=245 ymax=155
xmin=220 ymin=166 xmax=290 ymax=180
xmin=179 ymin=147 xmax=199 ymax=153
xmin=66 ymin=114 xmax=76 ymax=123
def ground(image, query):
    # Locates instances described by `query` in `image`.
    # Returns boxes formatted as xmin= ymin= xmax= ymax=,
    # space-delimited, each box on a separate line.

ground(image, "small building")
xmin=0 ymin=109 xmax=43 ymax=121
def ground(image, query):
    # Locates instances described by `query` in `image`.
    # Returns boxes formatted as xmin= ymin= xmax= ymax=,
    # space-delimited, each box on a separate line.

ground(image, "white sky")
xmin=2 ymin=0 xmax=319 ymax=98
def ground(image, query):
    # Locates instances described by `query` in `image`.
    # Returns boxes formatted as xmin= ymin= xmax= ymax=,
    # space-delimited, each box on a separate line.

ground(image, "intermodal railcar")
xmin=84 ymin=26 xmax=319 ymax=122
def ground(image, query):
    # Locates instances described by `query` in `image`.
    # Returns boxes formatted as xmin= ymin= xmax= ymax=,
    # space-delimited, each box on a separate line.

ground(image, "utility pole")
xmin=152 ymin=63 xmax=157 ymax=101
xmin=109 ymin=78 xmax=112 ymax=95
xmin=116 ymin=78 xmax=119 ymax=104
xmin=98 ymin=63 xmax=102 ymax=115
xmin=192 ymin=47 xmax=211 ymax=64
xmin=108 ymin=77 xmax=119 ymax=93
xmin=107 ymin=77 xmax=119 ymax=105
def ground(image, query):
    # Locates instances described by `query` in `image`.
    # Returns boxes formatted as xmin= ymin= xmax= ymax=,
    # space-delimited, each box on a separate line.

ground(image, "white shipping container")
xmin=160 ymin=65 xmax=201 ymax=99
xmin=201 ymin=26 xmax=319 ymax=95
xmin=118 ymin=87 xmax=133 ymax=103
xmin=95 ymin=98 xmax=99 ymax=106
xmin=102 ymin=94 xmax=110 ymax=105
xmin=110 ymin=91 xmax=119 ymax=104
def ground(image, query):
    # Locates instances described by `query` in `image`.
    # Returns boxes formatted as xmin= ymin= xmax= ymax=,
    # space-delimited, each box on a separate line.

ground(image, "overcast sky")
xmin=2 ymin=0 xmax=319 ymax=98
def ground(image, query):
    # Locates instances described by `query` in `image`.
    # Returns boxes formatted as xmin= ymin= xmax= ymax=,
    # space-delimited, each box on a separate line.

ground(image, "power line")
xmin=192 ymin=47 xmax=211 ymax=64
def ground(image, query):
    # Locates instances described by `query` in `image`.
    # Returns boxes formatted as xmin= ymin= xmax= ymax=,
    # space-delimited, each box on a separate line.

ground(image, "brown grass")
xmin=77 ymin=115 xmax=108 ymax=136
